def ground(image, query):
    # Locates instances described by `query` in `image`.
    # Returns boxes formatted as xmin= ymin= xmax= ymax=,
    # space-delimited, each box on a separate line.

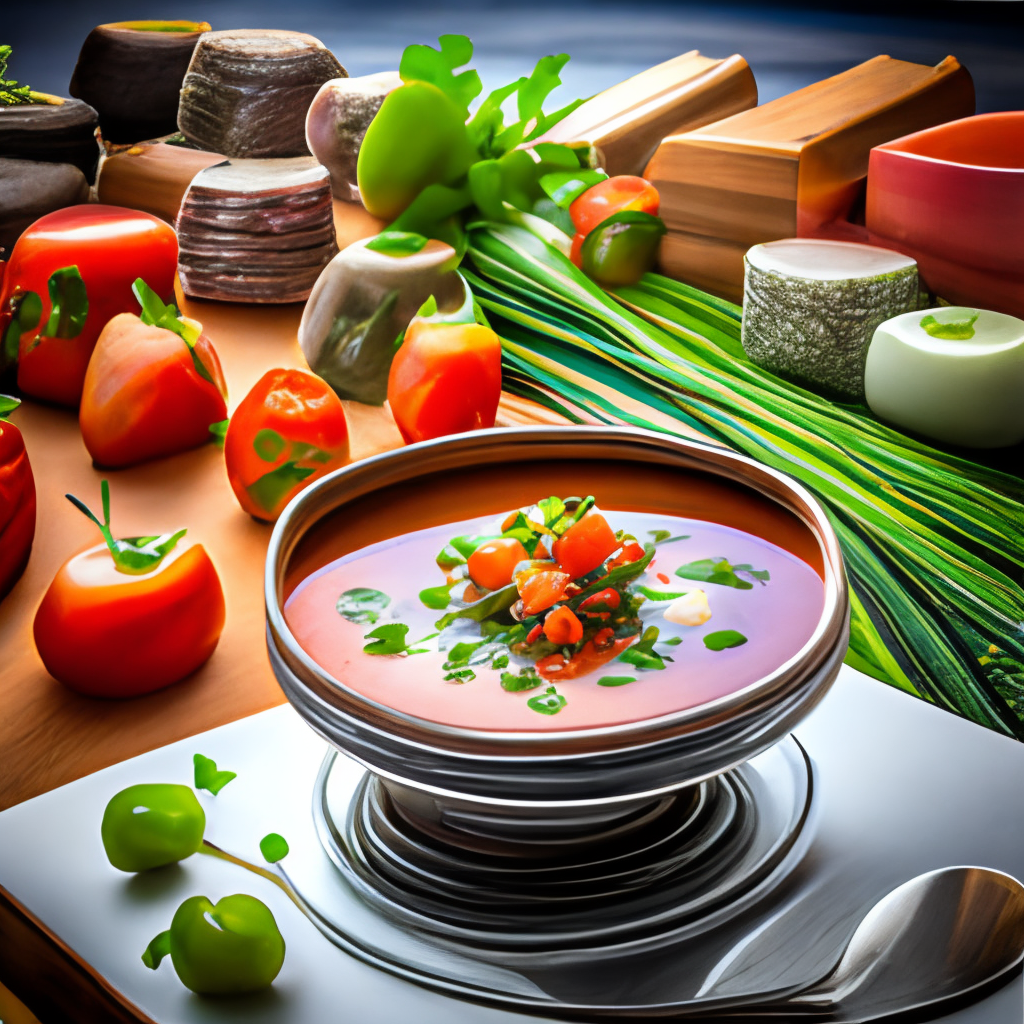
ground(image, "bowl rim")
xmin=266 ymin=424 xmax=847 ymax=754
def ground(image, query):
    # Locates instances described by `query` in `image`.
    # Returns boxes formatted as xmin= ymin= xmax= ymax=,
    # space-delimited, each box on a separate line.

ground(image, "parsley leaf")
xmin=675 ymin=557 xmax=770 ymax=590
xmin=618 ymin=626 xmax=671 ymax=671
xmin=193 ymin=753 xmax=237 ymax=795
xmin=337 ymin=588 xmax=391 ymax=624
xmin=703 ymin=630 xmax=749 ymax=651
xmin=527 ymin=685 xmax=567 ymax=715
xmin=501 ymin=667 xmax=543 ymax=692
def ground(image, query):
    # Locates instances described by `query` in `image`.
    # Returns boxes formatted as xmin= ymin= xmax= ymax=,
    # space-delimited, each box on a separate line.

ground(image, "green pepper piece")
xmin=144 ymin=894 xmax=285 ymax=995
xmin=581 ymin=210 xmax=667 ymax=288
xmin=357 ymin=81 xmax=477 ymax=223
xmin=101 ymin=783 xmax=205 ymax=872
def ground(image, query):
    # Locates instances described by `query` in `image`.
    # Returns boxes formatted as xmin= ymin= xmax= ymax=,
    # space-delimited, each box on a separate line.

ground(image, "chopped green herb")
xmin=573 ymin=545 xmax=655 ymax=603
xmin=0 ymin=46 xmax=45 ymax=106
xmin=617 ymin=626 xmax=671 ymax=671
xmin=919 ymin=312 xmax=980 ymax=341
xmin=132 ymin=279 xmax=212 ymax=383
xmin=635 ymin=585 xmax=689 ymax=601
xmin=648 ymin=529 xmax=690 ymax=545
xmin=259 ymin=833 xmax=290 ymax=863
xmin=363 ymin=623 xmax=435 ymax=655
xmin=501 ymin=667 xmax=543 ymax=691
xmin=419 ymin=584 xmax=452 ymax=610
xmin=703 ymin=630 xmax=749 ymax=651
xmin=193 ymin=753 xmax=237 ymax=796
xmin=444 ymin=668 xmax=476 ymax=683
xmin=527 ymin=685 xmax=567 ymax=715
xmin=336 ymin=588 xmax=390 ymax=625
xmin=597 ymin=675 xmax=635 ymax=687
xmin=661 ymin=636 xmax=683 ymax=647
xmin=435 ymin=583 xmax=517 ymax=629
xmin=675 ymin=557 xmax=769 ymax=590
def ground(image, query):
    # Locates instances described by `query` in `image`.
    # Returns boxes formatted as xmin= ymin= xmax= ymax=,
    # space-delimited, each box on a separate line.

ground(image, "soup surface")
xmin=284 ymin=504 xmax=825 ymax=732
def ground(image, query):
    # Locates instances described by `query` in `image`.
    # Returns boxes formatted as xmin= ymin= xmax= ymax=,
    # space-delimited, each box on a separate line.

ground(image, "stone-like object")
xmin=70 ymin=21 xmax=210 ymax=143
xmin=176 ymin=157 xmax=339 ymax=303
xmin=865 ymin=306 xmax=1024 ymax=449
xmin=0 ymin=97 xmax=100 ymax=182
xmin=0 ymin=158 xmax=90 ymax=257
xmin=742 ymin=238 xmax=918 ymax=401
xmin=179 ymin=30 xmax=346 ymax=159
xmin=305 ymin=72 xmax=401 ymax=203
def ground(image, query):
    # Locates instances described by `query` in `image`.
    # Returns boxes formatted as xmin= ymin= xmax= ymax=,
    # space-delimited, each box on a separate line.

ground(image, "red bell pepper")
xmin=79 ymin=280 xmax=227 ymax=468
xmin=0 ymin=395 xmax=36 ymax=601
xmin=0 ymin=205 xmax=178 ymax=407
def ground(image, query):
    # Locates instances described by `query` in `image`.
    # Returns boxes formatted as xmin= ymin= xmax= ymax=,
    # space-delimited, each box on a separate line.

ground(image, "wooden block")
xmin=647 ymin=55 xmax=975 ymax=300
xmin=657 ymin=231 xmax=749 ymax=305
xmin=536 ymin=50 xmax=757 ymax=177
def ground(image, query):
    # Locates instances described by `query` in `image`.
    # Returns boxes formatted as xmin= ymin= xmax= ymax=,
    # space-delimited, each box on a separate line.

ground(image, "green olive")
xmin=101 ymin=783 xmax=205 ymax=872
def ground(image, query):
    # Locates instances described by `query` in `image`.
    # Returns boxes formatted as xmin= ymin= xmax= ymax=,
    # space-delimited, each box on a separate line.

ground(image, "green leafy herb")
xmin=0 ymin=46 xmax=45 ymax=106
xmin=246 ymin=461 xmax=316 ymax=513
xmin=208 ymin=419 xmax=229 ymax=445
xmin=573 ymin=544 xmax=655 ymax=603
xmin=500 ymin=667 xmax=543 ymax=691
xmin=259 ymin=833 xmax=290 ymax=863
xmin=400 ymin=34 xmax=481 ymax=117
xmin=661 ymin=636 xmax=683 ymax=647
xmin=703 ymin=630 xmax=748 ymax=651
xmin=253 ymin=428 xmax=286 ymax=462
xmin=675 ymin=557 xmax=769 ymax=590
xmin=444 ymin=668 xmax=476 ymax=683
xmin=2 ymin=288 xmax=43 ymax=370
xmin=539 ymin=169 xmax=608 ymax=208
xmin=648 ymin=529 xmax=689 ymax=545
xmin=66 ymin=480 xmax=186 ymax=576
xmin=435 ymin=583 xmax=518 ymax=629
xmin=0 ymin=394 xmax=19 ymax=419
xmin=635 ymin=585 xmax=690 ymax=601
xmin=419 ymin=584 xmax=452 ymax=610
xmin=141 ymin=929 xmax=171 ymax=970
xmin=597 ymin=675 xmax=635 ymax=687
xmin=132 ymin=278 xmax=213 ymax=384
xmin=363 ymin=623 xmax=435 ymax=656
xmin=365 ymin=230 xmax=430 ymax=257
xmin=193 ymin=753 xmax=237 ymax=796
xmin=618 ymin=626 xmax=671 ymax=671
xmin=40 ymin=266 xmax=88 ymax=340
xmin=527 ymin=685 xmax=567 ymax=714
xmin=919 ymin=312 xmax=980 ymax=341
xmin=336 ymin=588 xmax=390 ymax=625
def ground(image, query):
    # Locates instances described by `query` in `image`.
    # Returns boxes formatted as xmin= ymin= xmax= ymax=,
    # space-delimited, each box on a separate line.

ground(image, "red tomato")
xmin=569 ymin=231 xmax=585 ymax=269
xmin=0 ymin=402 xmax=36 ymax=601
xmin=543 ymin=605 xmax=583 ymax=646
xmin=577 ymin=587 xmax=621 ymax=617
xmin=387 ymin=320 xmax=502 ymax=444
xmin=518 ymin=569 xmax=571 ymax=616
xmin=33 ymin=541 xmax=225 ymax=697
xmin=467 ymin=537 xmax=529 ymax=592
xmin=553 ymin=513 xmax=618 ymax=578
xmin=607 ymin=541 xmax=646 ymax=569
xmin=569 ymin=176 xmax=660 ymax=237
xmin=537 ymin=631 xmax=636 ymax=680
xmin=79 ymin=313 xmax=227 ymax=468
xmin=224 ymin=368 xmax=351 ymax=522
xmin=0 ymin=206 xmax=178 ymax=407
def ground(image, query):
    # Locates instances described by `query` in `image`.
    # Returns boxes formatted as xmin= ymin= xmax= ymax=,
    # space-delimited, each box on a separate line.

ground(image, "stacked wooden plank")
xmin=645 ymin=55 xmax=975 ymax=302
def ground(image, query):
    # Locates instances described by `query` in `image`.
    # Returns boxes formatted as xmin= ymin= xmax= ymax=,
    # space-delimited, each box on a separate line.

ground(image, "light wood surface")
xmin=0 ymin=202 xmax=565 ymax=811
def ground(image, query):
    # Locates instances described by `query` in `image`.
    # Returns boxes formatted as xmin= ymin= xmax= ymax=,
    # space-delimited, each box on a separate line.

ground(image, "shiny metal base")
xmin=284 ymin=737 xmax=816 ymax=1016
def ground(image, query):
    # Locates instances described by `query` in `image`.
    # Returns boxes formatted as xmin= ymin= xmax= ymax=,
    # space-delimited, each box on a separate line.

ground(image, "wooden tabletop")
xmin=0 ymin=202 xmax=566 ymax=811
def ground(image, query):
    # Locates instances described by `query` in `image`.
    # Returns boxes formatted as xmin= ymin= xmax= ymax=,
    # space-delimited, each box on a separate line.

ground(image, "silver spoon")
xmin=702 ymin=865 xmax=1024 ymax=1021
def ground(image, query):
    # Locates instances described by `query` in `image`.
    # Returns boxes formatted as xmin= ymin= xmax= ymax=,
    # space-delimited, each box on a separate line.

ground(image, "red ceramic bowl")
xmin=866 ymin=112 xmax=1024 ymax=318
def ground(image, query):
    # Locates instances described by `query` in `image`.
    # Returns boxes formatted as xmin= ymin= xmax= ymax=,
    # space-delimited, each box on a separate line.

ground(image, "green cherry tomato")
xmin=580 ymin=211 xmax=667 ymax=288
xmin=164 ymin=894 xmax=285 ymax=995
xmin=101 ymin=783 xmax=205 ymax=872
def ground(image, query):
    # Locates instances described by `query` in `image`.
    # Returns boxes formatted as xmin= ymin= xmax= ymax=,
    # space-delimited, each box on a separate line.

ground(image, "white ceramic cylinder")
xmin=864 ymin=306 xmax=1024 ymax=448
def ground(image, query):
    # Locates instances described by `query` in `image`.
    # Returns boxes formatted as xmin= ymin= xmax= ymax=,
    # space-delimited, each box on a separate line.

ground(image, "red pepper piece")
xmin=0 ymin=398 xmax=36 ymax=602
xmin=525 ymin=622 xmax=544 ymax=644
xmin=537 ymin=632 xmax=638 ymax=680
xmin=577 ymin=588 xmax=621 ymax=618
xmin=543 ymin=605 xmax=584 ymax=646
xmin=607 ymin=541 xmax=646 ymax=570
xmin=518 ymin=569 xmax=571 ymax=616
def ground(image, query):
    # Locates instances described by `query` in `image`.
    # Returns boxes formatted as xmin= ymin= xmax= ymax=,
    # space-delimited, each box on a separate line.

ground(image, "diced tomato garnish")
xmin=657 ymin=572 xmax=670 ymax=584
xmin=543 ymin=606 xmax=584 ymax=646
xmin=526 ymin=622 xmax=544 ymax=644
xmin=553 ymin=513 xmax=618 ymax=579
xmin=537 ymin=630 xmax=639 ymax=680
xmin=518 ymin=570 xmax=571 ymax=616
xmin=467 ymin=537 xmax=530 ymax=592
xmin=606 ymin=541 xmax=645 ymax=570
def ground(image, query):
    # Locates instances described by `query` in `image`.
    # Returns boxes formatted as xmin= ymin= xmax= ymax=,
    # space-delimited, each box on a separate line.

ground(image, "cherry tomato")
xmin=224 ymin=369 xmax=350 ymax=522
xmin=0 ymin=397 xmax=36 ymax=602
xmin=553 ymin=512 xmax=618 ymax=578
xmin=80 ymin=312 xmax=227 ymax=468
xmin=467 ymin=537 xmax=529 ymax=592
xmin=518 ymin=569 xmax=571 ymax=616
xmin=543 ymin=605 xmax=583 ymax=646
xmin=387 ymin=320 xmax=502 ymax=444
xmin=0 ymin=205 xmax=178 ymax=407
xmin=569 ymin=176 xmax=660 ymax=237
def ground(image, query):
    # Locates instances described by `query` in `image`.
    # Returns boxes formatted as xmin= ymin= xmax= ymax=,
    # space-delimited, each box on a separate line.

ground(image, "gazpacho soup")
xmin=284 ymin=491 xmax=826 ymax=732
